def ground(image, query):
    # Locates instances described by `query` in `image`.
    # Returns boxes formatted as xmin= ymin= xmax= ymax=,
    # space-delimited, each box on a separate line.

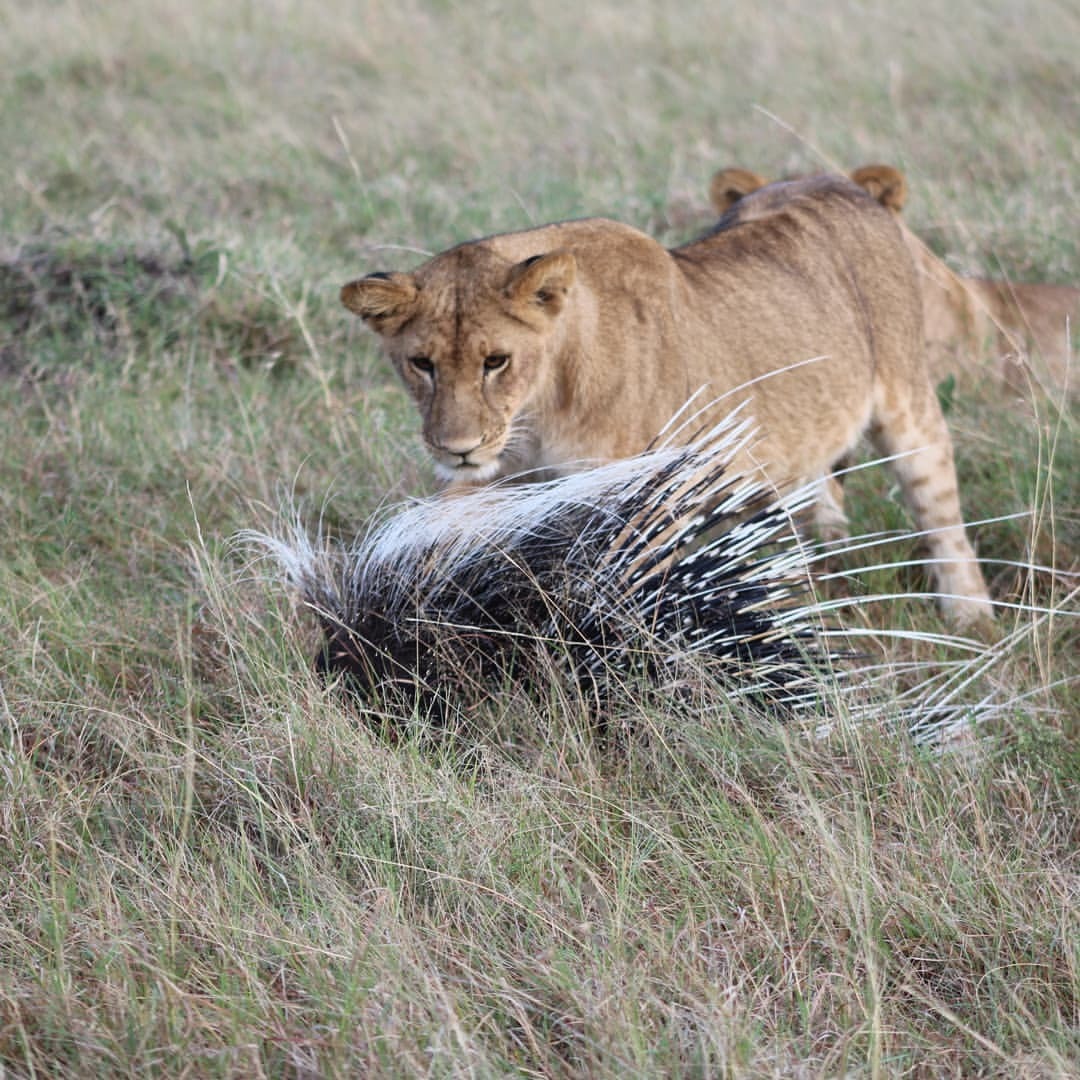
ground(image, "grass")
xmin=1 ymin=0 xmax=1078 ymax=1075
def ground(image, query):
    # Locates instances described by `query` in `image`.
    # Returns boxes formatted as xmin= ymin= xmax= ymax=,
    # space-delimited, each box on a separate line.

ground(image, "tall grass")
xmin=1 ymin=0 xmax=1077 ymax=1075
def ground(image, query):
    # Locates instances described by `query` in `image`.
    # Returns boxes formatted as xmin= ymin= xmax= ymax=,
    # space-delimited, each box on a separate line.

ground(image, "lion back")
xmin=695 ymin=175 xmax=927 ymax=396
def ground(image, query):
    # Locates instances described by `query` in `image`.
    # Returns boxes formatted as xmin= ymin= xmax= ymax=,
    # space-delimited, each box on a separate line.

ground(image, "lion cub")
xmin=711 ymin=164 xmax=1079 ymax=397
xmin=342 ymin=176 xmax=992 ymax=624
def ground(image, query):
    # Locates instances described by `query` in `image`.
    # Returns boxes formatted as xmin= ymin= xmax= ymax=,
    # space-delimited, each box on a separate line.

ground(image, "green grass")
xmin=1 ymin=0 xmax=1078 ymax=1075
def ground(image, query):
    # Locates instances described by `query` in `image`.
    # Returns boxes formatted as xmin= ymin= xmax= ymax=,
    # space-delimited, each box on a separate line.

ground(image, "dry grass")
xmin=1 ymin=1 xmax=1078 ymax=1075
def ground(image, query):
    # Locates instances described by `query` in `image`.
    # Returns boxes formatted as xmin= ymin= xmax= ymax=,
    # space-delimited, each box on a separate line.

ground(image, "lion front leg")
xmin=868 ymin=389 xmax=993 ymax=628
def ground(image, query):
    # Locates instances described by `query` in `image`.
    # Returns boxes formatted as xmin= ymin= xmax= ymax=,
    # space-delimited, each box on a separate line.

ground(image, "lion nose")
xmin=432 ymin=436 xmax=485 ymax=460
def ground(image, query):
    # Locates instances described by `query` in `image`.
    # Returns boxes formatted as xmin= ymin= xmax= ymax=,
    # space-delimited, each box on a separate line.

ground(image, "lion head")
xmin=341 ymin=245 xmax=577 ymax=483
xmin=709 ymin=163 xmax=908 ymax=216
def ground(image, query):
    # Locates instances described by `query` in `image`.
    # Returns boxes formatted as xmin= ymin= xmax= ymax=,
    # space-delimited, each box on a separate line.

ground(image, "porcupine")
xmin=250 ymin=405 xmax=1072 ymax=745
xmin=257 ymin=416 xmax=846 ymax=729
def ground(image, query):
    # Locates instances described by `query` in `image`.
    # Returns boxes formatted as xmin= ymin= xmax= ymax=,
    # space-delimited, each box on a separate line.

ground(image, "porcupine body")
xmin=261 ymin=418 xmax=841 ymax=725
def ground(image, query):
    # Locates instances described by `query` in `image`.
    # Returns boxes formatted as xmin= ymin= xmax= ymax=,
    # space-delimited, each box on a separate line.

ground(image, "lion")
xmin=710 ymin=164 xmax=1078 ymax=397
xmin=341 ymin=175 xmax=992 ymax=624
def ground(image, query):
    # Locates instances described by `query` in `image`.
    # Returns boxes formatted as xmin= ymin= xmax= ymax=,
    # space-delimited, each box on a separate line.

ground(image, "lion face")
xmin=342 ymin=247 xmax=576 ymax=483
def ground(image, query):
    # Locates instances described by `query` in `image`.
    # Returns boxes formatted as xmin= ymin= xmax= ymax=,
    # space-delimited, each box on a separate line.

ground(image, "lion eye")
xmin=484 ymin=353 xmax=510 ymax=373
xmin=409 ymin=356 xmax=434 ymax=375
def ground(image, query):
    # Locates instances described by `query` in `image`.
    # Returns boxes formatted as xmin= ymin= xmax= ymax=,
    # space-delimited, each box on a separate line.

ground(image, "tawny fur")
xmin=710 ymin=164 xmax=1078 ymax=397
xmin=342 ymin=176 xmax=992 ymax=624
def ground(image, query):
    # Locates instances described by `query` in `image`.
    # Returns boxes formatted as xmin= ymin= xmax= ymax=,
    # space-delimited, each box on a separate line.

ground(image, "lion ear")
xmin=340 ymin=272 xmax=419 ymax=335
xmin=708 ymin=167 xmax=769 ymax=214
xmin=504 ymin=251 xmax=577 ymax=318
xmin=849 ymin=164 xmax=908 ymax=213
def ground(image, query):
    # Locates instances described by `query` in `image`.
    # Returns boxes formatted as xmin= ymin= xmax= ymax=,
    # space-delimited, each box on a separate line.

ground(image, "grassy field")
xmin=1 ymin=1 xmax=1078 ymax=1075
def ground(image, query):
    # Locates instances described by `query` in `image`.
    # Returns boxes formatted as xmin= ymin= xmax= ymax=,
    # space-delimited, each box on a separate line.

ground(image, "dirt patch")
xmin=0 ymin=235 xmax=301 ymax=377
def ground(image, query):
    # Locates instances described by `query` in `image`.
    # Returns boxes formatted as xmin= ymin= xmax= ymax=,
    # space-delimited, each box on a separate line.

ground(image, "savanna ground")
xmin=1 ymin=1 xmax=1077 ymax=1076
